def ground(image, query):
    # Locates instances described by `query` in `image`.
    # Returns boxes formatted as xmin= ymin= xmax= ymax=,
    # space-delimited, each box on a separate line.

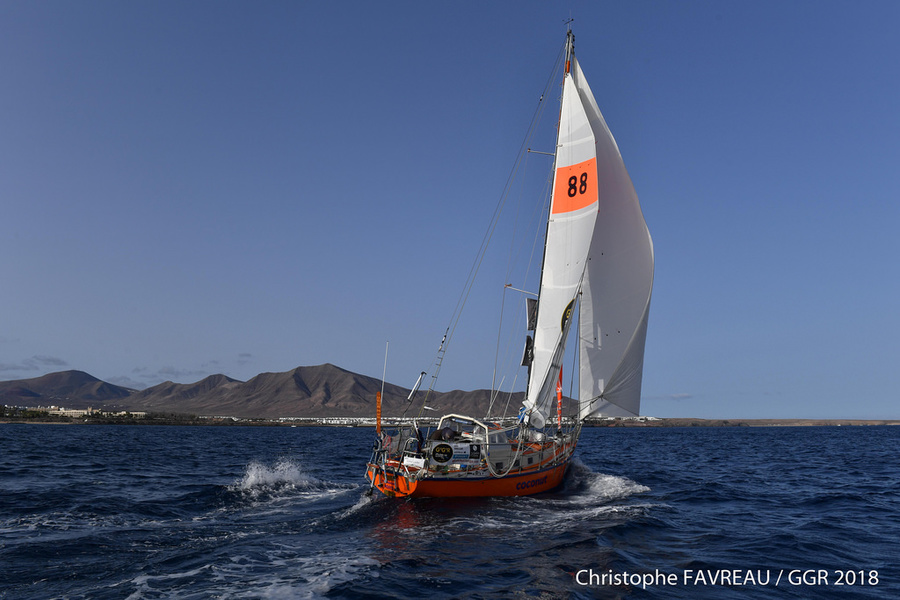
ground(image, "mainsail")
xmin=523 ymin=34 xmax=653 ymax=426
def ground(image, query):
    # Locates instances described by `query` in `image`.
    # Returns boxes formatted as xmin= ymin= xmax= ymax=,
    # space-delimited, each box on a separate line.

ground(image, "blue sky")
xmin=2 ymin=1 xmax=898 ymax=419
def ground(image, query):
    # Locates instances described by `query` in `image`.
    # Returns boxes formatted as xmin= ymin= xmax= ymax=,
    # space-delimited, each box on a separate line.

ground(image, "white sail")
xmin=572 ymin=55 xmax=655 ymax=419
xmin=522 ymin=72 xmax=599 ymax=428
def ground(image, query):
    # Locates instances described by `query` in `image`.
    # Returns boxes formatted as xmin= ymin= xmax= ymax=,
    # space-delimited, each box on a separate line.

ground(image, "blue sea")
xmin=1 ymin=424 xmax=897 ymax=599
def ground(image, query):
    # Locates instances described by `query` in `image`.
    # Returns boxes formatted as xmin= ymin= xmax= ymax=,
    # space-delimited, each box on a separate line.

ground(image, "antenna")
xmin=380 ymin=341 xmax=388 ymax=402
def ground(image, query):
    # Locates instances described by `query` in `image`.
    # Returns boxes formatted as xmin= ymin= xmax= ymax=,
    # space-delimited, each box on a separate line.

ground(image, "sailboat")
xmin=365 ymin=29 xmax=654 ymax=498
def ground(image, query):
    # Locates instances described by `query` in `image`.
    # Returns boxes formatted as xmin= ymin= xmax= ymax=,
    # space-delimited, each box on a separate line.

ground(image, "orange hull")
xmin=366 ymin=464 xmax=419 ymax=497
xmin=366 ymin=461 xmax=569 ymax=498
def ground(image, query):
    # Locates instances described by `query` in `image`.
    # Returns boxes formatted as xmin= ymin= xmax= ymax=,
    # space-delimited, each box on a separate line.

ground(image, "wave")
xmin=123 ymin=547 xmax=381 ymax=600
xmin=561 ymin=457 xmax=650 ymax=500
xmin=232 ymin=459 xmax=314 ymax=491
xmin=227 ymin=459 xmax=358 ymax=504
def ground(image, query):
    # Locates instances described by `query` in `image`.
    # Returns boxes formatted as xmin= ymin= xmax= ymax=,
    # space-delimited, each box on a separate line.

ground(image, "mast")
xmin=522 ymin=29 xmax=599 ymax=429
xmin=525 ymin=35 xmax=571 ymax=402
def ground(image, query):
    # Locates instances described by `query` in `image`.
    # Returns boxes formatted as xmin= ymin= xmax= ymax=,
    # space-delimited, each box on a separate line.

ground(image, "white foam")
xmin=172 ymin=548 xmax=381 ymax=600
xmin=125 ymin=565 xmax=214 ymax=600
xmin=584 ymin=472 xmax=651 ymax=500
xmin=226 ymin=458 xmax=361 ymax=511
xmin=340 ymin=491 xmax=378 ymax=517
xmin=567 ymin=457 xmax=650 ymax=501
xmin=232 ymin=459 xmax=315 ymax=492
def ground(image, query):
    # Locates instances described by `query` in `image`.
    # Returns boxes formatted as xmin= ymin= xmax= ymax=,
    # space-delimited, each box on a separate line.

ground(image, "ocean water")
xmin=0 ymin=424 xmax=897 ymax=599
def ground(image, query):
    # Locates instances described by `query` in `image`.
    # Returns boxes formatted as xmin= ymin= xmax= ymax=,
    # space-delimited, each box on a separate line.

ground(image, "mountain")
xmin=0 ymin=364 xmax=529 ymax=419
xmin=127 ymin=373 xmax=243 ymax=411
xmin=0 ymin=370 xmax=134 ymax=409
xmin=126 ymin=364 xmax=524 ymax=418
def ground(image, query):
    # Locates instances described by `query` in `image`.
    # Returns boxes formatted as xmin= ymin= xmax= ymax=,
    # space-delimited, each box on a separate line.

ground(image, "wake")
xmin=564 ymin=457 xmax=651 ymax=501
xmin=227 ymin=458 xmax=357 ymax=503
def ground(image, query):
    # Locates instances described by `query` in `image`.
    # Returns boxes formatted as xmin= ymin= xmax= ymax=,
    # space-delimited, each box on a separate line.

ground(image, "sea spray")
xmin=228 ymin=458 xmax=359 ymax=506
xmin=564 ymin=457 xmax=651 ymax=500
xmin=235 ymin=459 xmax=310 ymax=491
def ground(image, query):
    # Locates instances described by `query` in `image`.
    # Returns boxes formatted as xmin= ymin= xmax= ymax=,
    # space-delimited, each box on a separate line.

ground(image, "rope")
xmin=483 ymin=423 xmax=528 ymax=478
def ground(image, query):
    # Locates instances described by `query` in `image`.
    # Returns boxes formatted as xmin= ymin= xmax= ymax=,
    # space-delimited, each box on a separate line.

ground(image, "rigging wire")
xmin=485 ymin=164 xmax=554 ymax=419
xmin=415 ymin=40 xmax=569 ymax=416
xmin=487 ymin=47 xmax=568 ymax=416
xmin=490 ymin=164 xmax=555 ymax=412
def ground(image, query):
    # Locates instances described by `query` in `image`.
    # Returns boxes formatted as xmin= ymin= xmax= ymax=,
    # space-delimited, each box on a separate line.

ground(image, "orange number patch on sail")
xmin=551 ymin=157 xmax=598 ymax=214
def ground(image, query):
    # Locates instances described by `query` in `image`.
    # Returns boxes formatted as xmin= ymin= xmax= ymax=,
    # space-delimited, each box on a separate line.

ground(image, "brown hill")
xmin=125 ymin=363 xmax=525 ymax=419
xmin=126 ymin=374 xmax=244 ymax=412
xmin=0 ymin=370 xmax=134 ymax=408
xmin=0 ymin=365 xmax=528 ymax=419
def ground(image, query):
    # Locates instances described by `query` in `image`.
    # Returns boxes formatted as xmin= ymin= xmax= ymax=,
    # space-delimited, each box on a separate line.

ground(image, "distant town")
xmin=1 ymin=402 xmax=657 ymax=427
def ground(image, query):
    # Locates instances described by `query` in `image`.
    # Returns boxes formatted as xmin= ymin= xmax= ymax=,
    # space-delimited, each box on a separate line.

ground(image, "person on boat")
xmin=413 ymin=424 xmax=424 ymax=453
xmin=429 ymin=426 xmax=457 ymax=442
